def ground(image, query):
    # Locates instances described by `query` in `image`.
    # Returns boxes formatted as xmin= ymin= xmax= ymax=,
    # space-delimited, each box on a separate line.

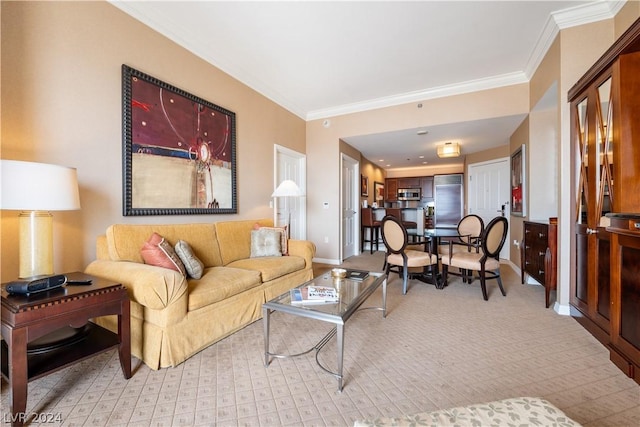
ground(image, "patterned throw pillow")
xmin=175 ymin=240 xmax=204 ymax=279
xmin=253 ymin=223 xmax=288 ymax=255
xmin=250 ymin=228 xmax=283 ymax=258
xmin=140 ymin=232 xmax=186 ymax=276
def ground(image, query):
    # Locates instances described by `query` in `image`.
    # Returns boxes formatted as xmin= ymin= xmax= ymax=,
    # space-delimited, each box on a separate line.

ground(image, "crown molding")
xmin=306 ymin=72 xmax=528 ymax=121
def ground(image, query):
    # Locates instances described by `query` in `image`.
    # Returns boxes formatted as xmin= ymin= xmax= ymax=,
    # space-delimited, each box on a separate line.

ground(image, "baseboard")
xmin=312 ymin=257 xmax=341 ymax=265
xmin=553 ymin=301 xmax=571 ymax=316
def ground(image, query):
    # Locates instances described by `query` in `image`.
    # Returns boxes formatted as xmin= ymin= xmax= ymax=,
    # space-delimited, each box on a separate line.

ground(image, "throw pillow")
xmin=175 ymin=240 xmax=204 ymax=279
xmin=253 ymin=223 xmax=288 ymax=255
xmin=250 ymin=228 xmax=283 ymax=258
xmin=140 ymin=232 xmax=186 ymax=276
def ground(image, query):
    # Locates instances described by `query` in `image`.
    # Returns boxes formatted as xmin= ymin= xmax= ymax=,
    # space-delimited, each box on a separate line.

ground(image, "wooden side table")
xmin=1 ymin=272 xmax=131 ymax=426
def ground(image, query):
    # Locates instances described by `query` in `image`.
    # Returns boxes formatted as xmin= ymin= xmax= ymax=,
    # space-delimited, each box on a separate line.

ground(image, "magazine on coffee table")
xmin=345 ymin=269 xmax=369 ymax=281
xmin=290 ymin=285 xmax=338 ymax=304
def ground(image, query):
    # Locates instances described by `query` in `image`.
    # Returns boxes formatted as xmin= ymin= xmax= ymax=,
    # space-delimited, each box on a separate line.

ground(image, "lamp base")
xmin=19 ymin=211 xmax=54 ymax=279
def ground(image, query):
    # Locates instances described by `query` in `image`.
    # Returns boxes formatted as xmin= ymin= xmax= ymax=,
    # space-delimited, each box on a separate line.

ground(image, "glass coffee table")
xmin=263 ymin=270 xmax=387 ymax=391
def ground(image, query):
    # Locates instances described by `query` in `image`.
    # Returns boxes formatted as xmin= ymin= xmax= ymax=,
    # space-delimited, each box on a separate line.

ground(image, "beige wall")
xmin=0 ymin=1 xmax=305 ymax=281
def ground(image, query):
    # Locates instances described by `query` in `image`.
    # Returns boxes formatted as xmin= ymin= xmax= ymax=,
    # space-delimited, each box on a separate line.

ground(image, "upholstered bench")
xmin=354 ymin=397 xmax=581 ymax=426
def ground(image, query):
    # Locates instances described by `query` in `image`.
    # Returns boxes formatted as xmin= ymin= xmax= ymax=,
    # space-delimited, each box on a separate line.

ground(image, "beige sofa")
xmin=85 ymin=218 xmax=315 ymax=370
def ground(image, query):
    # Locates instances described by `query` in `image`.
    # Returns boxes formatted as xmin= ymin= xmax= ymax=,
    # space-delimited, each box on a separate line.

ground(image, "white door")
xmin=341 ymin=154 xmax=358 ymax=260
xmin=274 ymin=145 xmax=306 ymax=240
xmin=467 ymin=158 xmax=510 ymax=260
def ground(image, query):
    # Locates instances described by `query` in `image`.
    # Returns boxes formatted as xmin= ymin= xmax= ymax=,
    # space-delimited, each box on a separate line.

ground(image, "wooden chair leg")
xmin=480 ymin=267 xmax=488 ymax=300
xmin=496 ymin=271 xmax=506 ymax=296
xmin=402 ymin=262 xmax=408 ymax=294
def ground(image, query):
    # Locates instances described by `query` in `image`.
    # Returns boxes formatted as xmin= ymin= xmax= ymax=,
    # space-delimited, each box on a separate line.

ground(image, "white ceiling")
xmin=111 ymin=0 xmax=622 ymax=170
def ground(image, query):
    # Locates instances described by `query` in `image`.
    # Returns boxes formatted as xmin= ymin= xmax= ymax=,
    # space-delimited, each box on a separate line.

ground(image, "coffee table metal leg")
xmin=336 ymin=323 xmax=344 ymax=392
xmin=382 ymin=277 xmax=387 ymax=318
xmin=263 ymin=306 xmax=270 ymax=367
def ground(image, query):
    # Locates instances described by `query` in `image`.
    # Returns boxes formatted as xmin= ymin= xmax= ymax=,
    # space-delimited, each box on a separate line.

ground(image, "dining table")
xmin=406 ymin=227 xmax=471 ymax=289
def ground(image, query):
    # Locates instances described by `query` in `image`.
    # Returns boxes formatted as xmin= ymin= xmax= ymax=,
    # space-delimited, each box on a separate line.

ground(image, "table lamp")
xmin=271 ymin=180 xmax=302 ymax=238
xmin=1 ymin=160 xmax=81 ymax=278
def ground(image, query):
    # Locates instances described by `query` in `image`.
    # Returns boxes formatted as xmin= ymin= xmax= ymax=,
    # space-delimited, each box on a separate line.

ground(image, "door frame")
xmin=340 ymin=153 xmax=360 ymax=262
xmin=274 ymin=145 xmax=306 ymax=239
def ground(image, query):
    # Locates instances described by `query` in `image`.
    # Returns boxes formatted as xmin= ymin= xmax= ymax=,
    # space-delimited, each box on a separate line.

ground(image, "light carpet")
xmin=1 ymin=252 xmax=639 ymax=426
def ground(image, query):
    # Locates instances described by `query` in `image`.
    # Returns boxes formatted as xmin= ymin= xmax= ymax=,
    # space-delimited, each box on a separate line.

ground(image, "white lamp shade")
xmin=437 ymin=142 xmax=461 ymax=158
xmin=1 ymin=160 xmax=81 ymax=211
xmin=271 ymin=180 xmax=303 ymax=197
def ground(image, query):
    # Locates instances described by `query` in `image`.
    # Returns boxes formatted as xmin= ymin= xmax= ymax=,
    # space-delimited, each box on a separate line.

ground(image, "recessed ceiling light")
xmin=378 ymin=159 xmax=384 ymax=162
xmin=419 ymin=155 xmax=424 ymax=159
xmin=416 ymin=130 xmax=428 ymax=135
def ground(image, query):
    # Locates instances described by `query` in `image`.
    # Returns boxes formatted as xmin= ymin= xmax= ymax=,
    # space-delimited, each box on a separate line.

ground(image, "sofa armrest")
xmin=287 ymin=239 xmax=316 ymax=268
xmin=85 ymin=260 xmax=188 ymax=311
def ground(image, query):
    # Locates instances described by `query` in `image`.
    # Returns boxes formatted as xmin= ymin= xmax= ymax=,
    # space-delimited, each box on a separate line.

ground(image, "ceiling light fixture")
xmin=437 ymin=142 xmax=461 ymax=158
xmin=416 ymin=130 xmax=428 ymax=135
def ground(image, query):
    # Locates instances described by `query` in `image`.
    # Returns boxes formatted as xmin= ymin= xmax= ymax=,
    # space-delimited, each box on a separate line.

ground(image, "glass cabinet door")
xmin=572 ymin=74 xmax=613 ymax=330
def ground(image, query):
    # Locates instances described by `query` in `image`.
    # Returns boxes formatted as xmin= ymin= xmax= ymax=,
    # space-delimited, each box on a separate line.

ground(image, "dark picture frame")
xmin=511 ymin=144 xmax=526 ymax=216
xmin=122 ymin=65 xmax=237 ymax=216
xmin=374 ymin=181 xmax=384 ymax=205
xmin=361 ymin=174 xmax=369 ymax=197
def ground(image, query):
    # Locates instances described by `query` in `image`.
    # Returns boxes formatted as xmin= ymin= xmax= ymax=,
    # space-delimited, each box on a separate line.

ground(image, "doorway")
xmin=467 ymin=158 xmax=511 ymax=260
xmin=274 ymin=145 xmax=306 ymax=240
xmin=341 ymin=154 xmax=359 ymax=261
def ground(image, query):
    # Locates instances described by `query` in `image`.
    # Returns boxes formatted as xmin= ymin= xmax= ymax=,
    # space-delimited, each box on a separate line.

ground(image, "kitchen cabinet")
xmin=421 ymin=176 xmax=433 ymax=199
xmin=521 ymin=219 xmax=557 ymax=308
xmin=398 ymin=177 xmax=420 ymax=188
xmin=569 ymin=17 xmax=640 ymax=384
xmin=385 ymin=178 xmax=398 ymax=202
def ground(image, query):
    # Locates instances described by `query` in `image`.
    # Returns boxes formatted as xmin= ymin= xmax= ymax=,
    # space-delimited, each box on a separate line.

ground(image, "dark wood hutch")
xmin=569 ymin=17 xmax=640 ymax=384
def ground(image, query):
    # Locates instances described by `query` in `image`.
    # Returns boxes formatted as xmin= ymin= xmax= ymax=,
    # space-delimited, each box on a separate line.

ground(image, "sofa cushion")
xmin=250 ymin=228 xmax=283 ymax=258
xmin=215 ymin=219 xmax=273 ymax=265
xmin=140 ymin=232 xmax=186 ymax=276
xmin=227 ymin=256 xmax=305 ymax=282
xmin=187 ymin=266 xmax=262 ymax=311
xmin=175 ymin=240 xmax=204 ymax=279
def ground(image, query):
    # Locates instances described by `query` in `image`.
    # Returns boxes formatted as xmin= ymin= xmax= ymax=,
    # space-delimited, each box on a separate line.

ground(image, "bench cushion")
xmin=354 ymin=397 xmax=581 ymax=427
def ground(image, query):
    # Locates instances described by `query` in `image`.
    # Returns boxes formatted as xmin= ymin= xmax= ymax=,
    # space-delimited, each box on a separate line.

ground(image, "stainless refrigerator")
xmin=434 ymin=174 xmax=463 ymax=228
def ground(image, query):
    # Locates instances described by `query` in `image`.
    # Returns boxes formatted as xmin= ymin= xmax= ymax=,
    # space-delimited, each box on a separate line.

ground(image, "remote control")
xmin=65 ymin=279 xmax=93 ymax=285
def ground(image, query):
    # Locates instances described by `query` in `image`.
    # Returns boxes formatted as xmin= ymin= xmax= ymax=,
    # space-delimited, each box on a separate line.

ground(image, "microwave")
xmin=397 ymin=188 xmax=421 ymax=200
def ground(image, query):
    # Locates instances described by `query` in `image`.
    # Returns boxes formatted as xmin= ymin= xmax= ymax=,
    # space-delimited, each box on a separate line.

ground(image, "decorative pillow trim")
xmin=175 ymin=240 xmax=204 ymax=279
xmin=140 ymin=232 xmax=186 ymax=276
xmin=253 ymin=223 xmax=288 ymax=255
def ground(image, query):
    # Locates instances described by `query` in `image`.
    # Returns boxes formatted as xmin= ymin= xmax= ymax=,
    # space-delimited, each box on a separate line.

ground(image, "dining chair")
xmin=438 ymin=214 xmax=484 ymax=256
xmin=441 ymin=216 xmax=508 ymax=300
xmin=380 ymin=215 xmax=438 ymax=294
xmin=361 ymin=207 xmax=381 ymax=253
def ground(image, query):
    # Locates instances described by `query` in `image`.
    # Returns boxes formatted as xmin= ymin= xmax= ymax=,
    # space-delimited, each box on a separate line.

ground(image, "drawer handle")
xmin=539 ymin=251 xmax=545 ymax=257
xmin=538 ymin=233 xmax=545 ymax=238
xmin=538 ymin=270 xmax=544 ymax=275
xmin=634 ymin=222 xmax=640 ymax=229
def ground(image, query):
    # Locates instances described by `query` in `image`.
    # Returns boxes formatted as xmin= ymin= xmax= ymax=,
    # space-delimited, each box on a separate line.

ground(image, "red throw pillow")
xmin=140 ymin=232 xmax=186 ymax=276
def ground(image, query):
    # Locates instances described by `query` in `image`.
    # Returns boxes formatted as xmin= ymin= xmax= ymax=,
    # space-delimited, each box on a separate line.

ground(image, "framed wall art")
xmin=511 ymin=144 xmax=526 ymax=217
xmin=374 ymin=181 xmax=384 ymax=205
xmin=122 ymin=65 xmax=237 ymax=216
xmin=361 ymin=174 xmax=369 ymax=197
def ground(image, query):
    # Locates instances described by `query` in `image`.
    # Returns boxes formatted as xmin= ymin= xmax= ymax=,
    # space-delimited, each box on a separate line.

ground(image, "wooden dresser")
xmin=521 ymin=218 xmax=558 ymax=308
